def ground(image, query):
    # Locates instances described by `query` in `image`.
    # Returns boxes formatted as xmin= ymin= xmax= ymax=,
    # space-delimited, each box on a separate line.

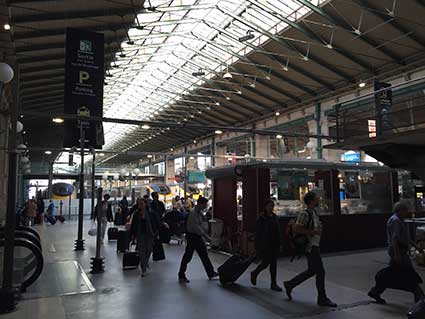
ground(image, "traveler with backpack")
xmin=92 ymin=194 xmax=114 ymax=244
xmin=283 ymin=192 xmax=337 ymax=308
xmin=250 ymin=199 xmax=282 ymax=292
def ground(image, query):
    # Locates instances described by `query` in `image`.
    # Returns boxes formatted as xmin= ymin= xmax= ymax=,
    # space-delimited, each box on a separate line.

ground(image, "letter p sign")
xmin=79 ymin=71 xmax=90 ymax=84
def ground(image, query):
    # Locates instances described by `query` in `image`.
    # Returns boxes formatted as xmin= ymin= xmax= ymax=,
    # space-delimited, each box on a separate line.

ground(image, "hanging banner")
xmin=63 ymin=28 xmax=105 ymax=149
xmin=374 ymin=80 xmax=392 ymax=136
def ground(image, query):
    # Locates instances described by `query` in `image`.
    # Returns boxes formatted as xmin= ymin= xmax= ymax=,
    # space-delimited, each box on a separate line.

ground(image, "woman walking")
xmin=250 ymin=199 xmax=282 ymax=291
xmin=130 ymin=198 xmax=156 ymax=277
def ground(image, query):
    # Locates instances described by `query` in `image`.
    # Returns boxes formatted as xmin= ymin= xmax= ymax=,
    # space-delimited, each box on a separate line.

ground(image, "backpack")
xmin=286 ymin=210 xmax=313 ymax=262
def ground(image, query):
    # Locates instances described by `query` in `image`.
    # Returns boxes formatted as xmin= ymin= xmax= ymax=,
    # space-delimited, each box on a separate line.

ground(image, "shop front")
xmin=206 ymin=161 xmax=418 ymax=255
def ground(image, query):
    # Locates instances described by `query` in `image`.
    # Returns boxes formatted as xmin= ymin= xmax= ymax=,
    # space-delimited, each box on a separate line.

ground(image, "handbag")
xmin=153 ymin=238 xmax=165 ymax=261
xmin=88 ymin=222 xmax=97 ymax=236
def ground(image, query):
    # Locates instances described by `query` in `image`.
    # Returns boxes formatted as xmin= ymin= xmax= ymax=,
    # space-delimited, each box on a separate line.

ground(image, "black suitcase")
xmin=218 ymin=254 xmax=255 ymax=285
xmin=108 ymin=227 xmax=119 ymax=241
xmin=122 ymin=245 xmax=140 ymax=269
xmin=152 ymin=239 xmax=165 ymax=261
xmin=57 ymin=216 xmax=65 ymax=223
xmin=408 ymin=299 xmax=425 ymax=319
xmin=117 ymin=230 xmax=130 ymax=252
xmin=159 ymin=224 xmax=171 ymax=244
xmin=47 ymin=215 xmax=56 ymax=225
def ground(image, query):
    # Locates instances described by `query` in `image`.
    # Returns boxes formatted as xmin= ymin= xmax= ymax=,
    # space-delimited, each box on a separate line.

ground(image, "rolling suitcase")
xmin=47 ymin=215 xmax=57 ymax=225
xmin=117 ymin=230 xmax=130 ymax=253
xmin=108 ymin=227 xmax=119 ymax=241
xmin=408 ymin=299 xmax=425 ymax=319
xmin=122 ymin=244 xmax=139 ymax=269
xmin=152 ymin=239 xmax=165 ymax=261
xmin=218 ymin=254 xmax=255 ymax=285
xmin=57 ymin=216 xmax=65 ymax=223
xmin=159 ymin=224 xmax=171 ymax=244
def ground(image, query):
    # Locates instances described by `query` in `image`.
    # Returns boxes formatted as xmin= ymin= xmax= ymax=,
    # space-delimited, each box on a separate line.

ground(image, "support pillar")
xmin=214 ymin=145 xmax=227 ymax=167
xmin=241 ymin=167 xmax=270 ymax=255
xmin=166 ymin=157 xmax=175 ymax=184
xmin=47 ymin=160 xmax=53 ymax=199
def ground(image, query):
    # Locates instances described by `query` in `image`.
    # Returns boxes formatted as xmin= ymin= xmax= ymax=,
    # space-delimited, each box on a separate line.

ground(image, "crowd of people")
xmin=88 ymin=190 xmax=423 ymax=309
xmin=18 ymin=197 xmax=59 ymax=226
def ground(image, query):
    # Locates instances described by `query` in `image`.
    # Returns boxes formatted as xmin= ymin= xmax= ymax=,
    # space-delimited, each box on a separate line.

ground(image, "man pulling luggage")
xmin=178 ymin=197 xmax=218 ymax=283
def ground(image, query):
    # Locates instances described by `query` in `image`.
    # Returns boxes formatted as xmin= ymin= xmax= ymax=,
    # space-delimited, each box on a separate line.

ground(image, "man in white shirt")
xmin=284 ymin=192 xmax=337 ymax=308
xmin=178 ymin=197 xmax=218 ymax=283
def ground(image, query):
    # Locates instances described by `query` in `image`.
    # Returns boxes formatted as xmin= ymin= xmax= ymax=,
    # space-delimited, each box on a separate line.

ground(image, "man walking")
xmin=284 ymin=192 xmax=337 ymax=307
xmin=92 ymin=194 xmax=114 ymax=243
xmin=368 ymin=200 xmax=424 ymax=304
xmin=178 ymin=197 xmax=218 ymax=283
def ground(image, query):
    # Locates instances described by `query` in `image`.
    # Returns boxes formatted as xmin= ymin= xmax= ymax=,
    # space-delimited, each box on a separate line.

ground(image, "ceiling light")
xmin=226 ymin=96 xmax=231 ymax=101
xmin=206 ymin=106 xmax=211 ymax=110
xmin=275 ymin=111 xmax=280 ymax=116
xmin=198 ymin=110 xmax=202 ymax=114
xmin=193 ymin=140 xmax=197 ymax=144
xmin=44 ymin=150 xmax=52 ymax=155
xmin=192 ymin=70 xmax=205 ymax=77
xmin=170 ymin=148 xmax=174 ymax=152
xmin=303 ymin=56 xmax=309 ymax=61
xmin=215 ymin=102 xmax=220 ymax=106
xmin=99 ymin=153 xmax=105 ymax=157
xmin=238 ymin=30 xmax=255 ymax=42
xmin=237 ymin=90 xmax=242 ymax=94
xmin=283 ymin=66 xmax=289 ymax=72
xmin=142 ymin=124 xmax=150 ymax=129
xmin=189 ymin=156 xmax=195 ymax=160
xmin=147 ymin=154 xmax=153 ymax=158
xmin=190 ymin=114 xmax=195 ymax=118
xmin=359 ymin=81 xmax=366 ymax=88
xmin=326 ymin=44 xmax=333 ymax=49
xmin=223 ymin=72 xmax=233 ymax=80
xmin=215 ymin=130 xmax=223 ymax=135
xmin=4 ymin=24 xmax=10 ymax=30
xmin=276 ymin=134 xmax=283 ymax=139
xmin=183 ymin=118 xmax=188 ymax=122
xmin=52 ymin=118 xmax=64 ymax=123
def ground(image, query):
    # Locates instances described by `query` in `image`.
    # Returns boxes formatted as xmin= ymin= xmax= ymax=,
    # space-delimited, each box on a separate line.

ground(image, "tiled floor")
xmin=3 ymin=220 xmax=423 ymax=319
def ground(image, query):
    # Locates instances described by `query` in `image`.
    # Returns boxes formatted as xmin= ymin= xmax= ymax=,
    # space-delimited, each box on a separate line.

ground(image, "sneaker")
xmin=179 ymin=276 xmax=190 ymax=283
xmin=250 ymin=272 xmax=257 ymax=286
xmin=209 ymin=271 xmax=219 ymax=280
xmin=270 ymin=283 xmax=283 ymax=292
xmin=368 ymin=291 xmax=386 ymax=304
xmin=318 ymin=298 xmax=337 ymax=308
xmin=283 ymin=281 xmax=293 ymax=301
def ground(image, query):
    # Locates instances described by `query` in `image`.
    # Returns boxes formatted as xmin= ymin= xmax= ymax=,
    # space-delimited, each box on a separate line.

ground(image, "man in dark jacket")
xmin=92 ymin=194 xmax=113 ymax=243
xmin=251 ymin=199 xmax=282 ymax=291
xmin=150 ymin=192 xmax=166 ymax=221
xmin=178 ymin=197 xmax=218 ymax=283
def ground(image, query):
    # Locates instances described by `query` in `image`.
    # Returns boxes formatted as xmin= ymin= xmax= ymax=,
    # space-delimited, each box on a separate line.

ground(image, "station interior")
xmin=1 ymin=0 xmax=425 ymax=318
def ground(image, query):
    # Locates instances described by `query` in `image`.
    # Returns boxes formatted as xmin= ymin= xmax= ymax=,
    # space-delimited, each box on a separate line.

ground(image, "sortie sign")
xmin=63 ymin=28 xmax=105 ymax=149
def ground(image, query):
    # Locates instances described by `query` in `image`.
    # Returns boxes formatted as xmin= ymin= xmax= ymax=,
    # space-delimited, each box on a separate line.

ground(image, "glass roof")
xmin=102 ymin=0 xmax=327 ymax=161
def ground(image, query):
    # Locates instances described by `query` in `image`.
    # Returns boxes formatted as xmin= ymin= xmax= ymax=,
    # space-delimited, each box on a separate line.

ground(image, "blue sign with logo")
xmin=342 ymin=151 xmax=361 ymax=163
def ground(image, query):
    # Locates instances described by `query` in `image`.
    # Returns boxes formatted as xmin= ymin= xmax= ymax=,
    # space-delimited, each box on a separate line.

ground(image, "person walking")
xmin=368 ymin=200 xmax=424 ymax=304
xmin=284 ymin=192 xmax=337 ymax=308
xmin=151 ymin=192 xmax=166 ymax=221
xmin=250 ymin=199 xmax=282 ymax=291
xmin=130 ymin=198 xmax=155 ymax=277
xmin=120 ymin=195 xmax=129 ymax=219
xmin=178 ymin=197 xmax=218 ymax=283
xmin=36 ymin=197 xmax=45 ymax=224
xmin=92 ymin=194 xmax=113 ymax=244
xmin=25 ymin=198 xmax=37 ymax=226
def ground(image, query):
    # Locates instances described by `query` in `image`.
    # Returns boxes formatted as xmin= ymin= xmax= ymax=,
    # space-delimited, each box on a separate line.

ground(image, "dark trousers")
xmin=252 ymin=252 xmax=278 ymax=285
xmin=371 ymin=254 xmax=424 ymax=302
xmin=178 ymin=233 xmax=214 ymax=278
xmin=287 ymin=246 xmax=326 ymax=299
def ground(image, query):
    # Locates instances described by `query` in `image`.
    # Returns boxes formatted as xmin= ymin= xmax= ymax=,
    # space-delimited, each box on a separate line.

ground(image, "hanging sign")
xmin=63 ymin=28 xmax=105 ymax=149
xmin=374 ymin=80 xmax=392 ymax=136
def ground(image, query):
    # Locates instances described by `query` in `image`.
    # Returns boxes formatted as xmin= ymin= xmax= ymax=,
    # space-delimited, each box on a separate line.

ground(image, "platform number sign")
xmin=63 ymin=28 xmax=105 ymax=149
xmin=374 ymin=81 xmax=393 ymax=136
